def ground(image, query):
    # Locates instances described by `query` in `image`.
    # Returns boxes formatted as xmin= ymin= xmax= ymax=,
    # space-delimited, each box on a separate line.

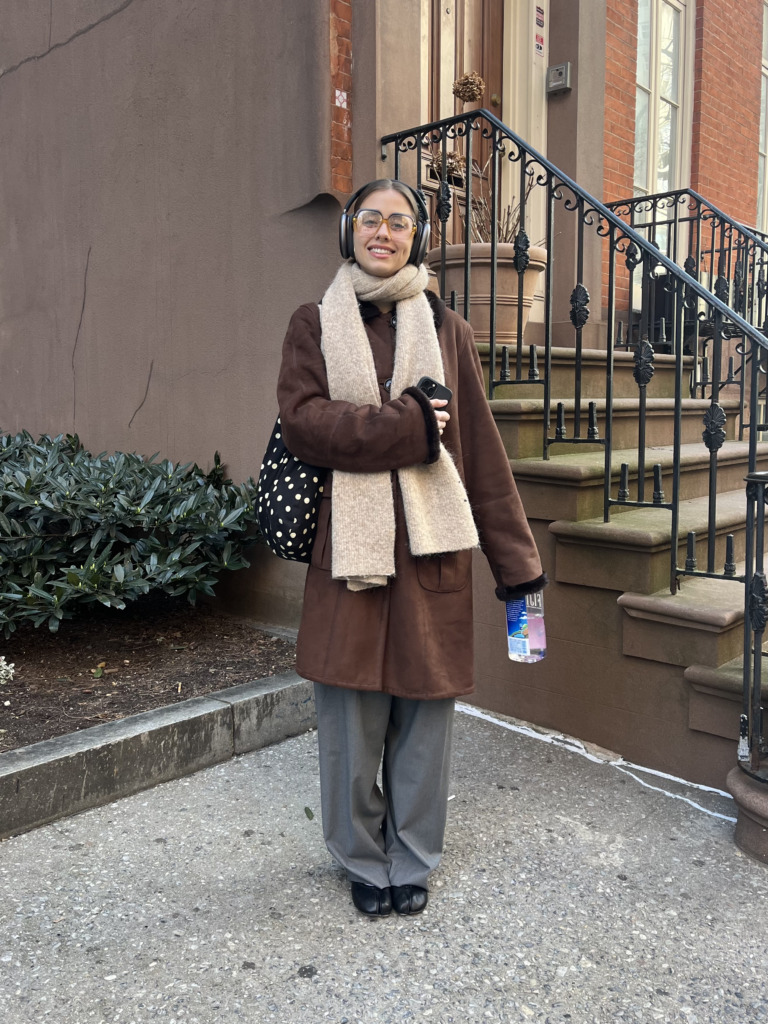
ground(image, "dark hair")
xmin=353 ymin=179 xmax=420 ymax=218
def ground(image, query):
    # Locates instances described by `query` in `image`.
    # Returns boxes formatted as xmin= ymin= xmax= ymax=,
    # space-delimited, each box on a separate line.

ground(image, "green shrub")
xmin=0 ymin=431 xmax=260 ymax=636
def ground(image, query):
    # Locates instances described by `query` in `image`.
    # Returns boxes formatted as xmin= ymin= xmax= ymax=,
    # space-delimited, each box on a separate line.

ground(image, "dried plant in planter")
xmin=452 ymin=71 xmax=485 ymax=104
xmin=466 ymin=152 xmax=543 ymax=245
xmin=429 ymin=150 xmax=545 ymax=248
xmin=469 ymin=176 xmax=536 ymax=243
xmin=429 ymin=150 xmax=467 ymax=183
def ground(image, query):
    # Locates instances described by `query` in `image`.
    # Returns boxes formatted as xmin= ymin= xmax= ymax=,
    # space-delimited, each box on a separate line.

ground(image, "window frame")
xmin=757 ymin=2 xmax=768 ymax=231
xmin=633 ymin=0 xmax=693 ymax=199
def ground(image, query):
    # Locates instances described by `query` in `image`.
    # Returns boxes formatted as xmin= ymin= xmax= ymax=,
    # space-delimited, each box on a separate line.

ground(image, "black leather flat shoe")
xmin=391 ymin=884 xmax=428 ymax=915
xmin=350 ymin=882 xmax=392 ymax=917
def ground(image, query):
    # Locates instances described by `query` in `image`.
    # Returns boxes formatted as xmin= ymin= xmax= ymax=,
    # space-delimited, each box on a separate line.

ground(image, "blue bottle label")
xmin=506 ymin=598 xmax=530 ymax=657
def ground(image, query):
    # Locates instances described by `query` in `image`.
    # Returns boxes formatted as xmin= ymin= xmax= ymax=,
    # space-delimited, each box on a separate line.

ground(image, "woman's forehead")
xmin=362 ymin=189 xmax=413 ymax=212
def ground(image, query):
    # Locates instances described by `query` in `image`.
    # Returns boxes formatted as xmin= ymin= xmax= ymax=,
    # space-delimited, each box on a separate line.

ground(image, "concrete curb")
xmin=0 ymin=671 xmax=315 ymax=841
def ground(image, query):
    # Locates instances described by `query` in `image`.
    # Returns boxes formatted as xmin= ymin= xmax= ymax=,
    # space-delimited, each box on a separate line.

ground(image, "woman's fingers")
xmin=430 ymin=398 xmax=450 ymax=435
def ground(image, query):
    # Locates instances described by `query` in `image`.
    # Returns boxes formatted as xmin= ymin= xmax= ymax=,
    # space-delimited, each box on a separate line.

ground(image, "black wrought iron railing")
xmin=607 ymin=189 xmax=768 ymax=435
xmin=742 ymin=472 xmax=768 ymax=782
xmin=381 ymin=110 xmax=768 ymax=783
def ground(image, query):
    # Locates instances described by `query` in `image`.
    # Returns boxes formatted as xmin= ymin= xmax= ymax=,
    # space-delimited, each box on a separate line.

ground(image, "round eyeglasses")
xmin=353 ymin=209 xmax=417 ymax=238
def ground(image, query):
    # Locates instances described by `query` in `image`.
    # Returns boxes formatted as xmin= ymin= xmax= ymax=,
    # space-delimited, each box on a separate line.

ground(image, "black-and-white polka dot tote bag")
xmin=256 ymin=417 xmax=327 ymax=563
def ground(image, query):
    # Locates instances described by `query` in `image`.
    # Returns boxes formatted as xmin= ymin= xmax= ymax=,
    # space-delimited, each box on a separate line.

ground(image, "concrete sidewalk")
xmin=1 ymin=707 xmax=766 ymax=1024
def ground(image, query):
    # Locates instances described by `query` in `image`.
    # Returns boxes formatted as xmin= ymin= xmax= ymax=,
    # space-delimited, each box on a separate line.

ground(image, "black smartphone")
xmin=416 ymin=375 xmax=453 ymax=404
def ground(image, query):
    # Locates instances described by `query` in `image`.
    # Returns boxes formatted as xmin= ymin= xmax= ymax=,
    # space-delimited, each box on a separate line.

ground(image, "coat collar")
xmin=357 ymin=290 xmax=446 ymax=331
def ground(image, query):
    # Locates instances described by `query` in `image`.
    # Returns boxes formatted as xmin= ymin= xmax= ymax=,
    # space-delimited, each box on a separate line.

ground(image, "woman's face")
xmin=352 ymin=189 xmax=416 ymax=277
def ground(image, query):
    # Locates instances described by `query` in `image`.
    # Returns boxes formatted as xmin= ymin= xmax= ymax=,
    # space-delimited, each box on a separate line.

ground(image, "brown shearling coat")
xmin=276 ymin=294 xmax=543 ymax=700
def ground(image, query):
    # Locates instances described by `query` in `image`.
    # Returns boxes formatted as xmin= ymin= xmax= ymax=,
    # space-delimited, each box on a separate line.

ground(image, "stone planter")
xmin=726 ymin=766 xmax=768 ymax=864
xmin=425 ymin=242 xmax=547 ymax=345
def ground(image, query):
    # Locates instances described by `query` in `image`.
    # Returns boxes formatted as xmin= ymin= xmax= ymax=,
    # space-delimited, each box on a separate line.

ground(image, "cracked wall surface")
xmin=0 ymin=0 xmax=335 ymax=468
xmin=0 ymin=0 xmax=422 ymax=626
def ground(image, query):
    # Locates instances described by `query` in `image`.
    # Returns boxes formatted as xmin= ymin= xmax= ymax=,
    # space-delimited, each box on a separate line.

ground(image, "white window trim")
xmin=634 ymin=0 xmax=694 ymax=198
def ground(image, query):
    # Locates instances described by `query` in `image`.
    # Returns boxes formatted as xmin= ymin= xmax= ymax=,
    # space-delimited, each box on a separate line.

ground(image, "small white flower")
xmin=0 ymin=657 xmax=14 ymax=685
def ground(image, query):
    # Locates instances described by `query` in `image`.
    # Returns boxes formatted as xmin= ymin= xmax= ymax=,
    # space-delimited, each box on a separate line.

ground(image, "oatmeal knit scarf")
xmin=319 ymin=260 xmax=479 ymax=591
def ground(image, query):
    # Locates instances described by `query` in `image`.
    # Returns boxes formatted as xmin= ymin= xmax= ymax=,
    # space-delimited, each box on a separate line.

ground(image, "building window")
xmin=758 ymin=3 xmax=768 ymax=230
xmin=634 ymin=0 xmax=687 ymax=197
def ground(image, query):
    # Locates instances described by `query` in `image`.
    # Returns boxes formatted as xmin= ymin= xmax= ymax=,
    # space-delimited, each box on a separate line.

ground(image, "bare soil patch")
xmin=0 ymin=594 xmax=296 ymax=754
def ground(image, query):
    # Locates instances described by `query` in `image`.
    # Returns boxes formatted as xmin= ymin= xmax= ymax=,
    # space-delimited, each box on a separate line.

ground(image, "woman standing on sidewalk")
xmin=276 ymin=179 xmax=544 ymax=917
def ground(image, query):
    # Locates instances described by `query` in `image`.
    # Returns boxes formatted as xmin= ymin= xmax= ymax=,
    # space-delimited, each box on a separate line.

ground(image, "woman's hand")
xmin=431 ymin=398 xmax=450 ymax=435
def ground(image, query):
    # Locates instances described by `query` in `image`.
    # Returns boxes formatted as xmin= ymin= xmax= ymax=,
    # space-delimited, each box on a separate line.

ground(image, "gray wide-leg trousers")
xmin=313 ymin=682 xmax=455 ymax=889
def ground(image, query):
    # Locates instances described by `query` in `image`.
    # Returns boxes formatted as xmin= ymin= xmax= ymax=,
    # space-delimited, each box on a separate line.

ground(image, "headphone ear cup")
xmin=338 ymin=214 xmax=347 ymax=259
xmin=417 ymin=220 xmax=431 ymax=265
xmin=410 ymin=219 xmax=431 ymax=266
xmin=339 ymin=213 xmax=353 ymax=260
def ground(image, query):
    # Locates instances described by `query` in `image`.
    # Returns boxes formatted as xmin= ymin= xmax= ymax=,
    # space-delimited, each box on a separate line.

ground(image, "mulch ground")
xmin=0 ymin=594 xmax=297 ymax=754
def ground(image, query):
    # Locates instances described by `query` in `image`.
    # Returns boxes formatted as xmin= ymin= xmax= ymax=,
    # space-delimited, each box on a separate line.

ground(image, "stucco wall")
xmin=0 ymin=0 xmax=424 ymax=629
xmin=0 ymin=0 xmax=339 ymax=485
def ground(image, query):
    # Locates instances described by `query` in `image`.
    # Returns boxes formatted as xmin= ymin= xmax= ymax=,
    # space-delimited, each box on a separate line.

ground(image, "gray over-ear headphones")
xmin=339 ymin=182 xmax=431 ymax=265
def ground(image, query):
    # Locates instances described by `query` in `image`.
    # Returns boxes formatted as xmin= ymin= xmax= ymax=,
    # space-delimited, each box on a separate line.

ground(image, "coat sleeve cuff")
xmin=402 ymin=386 xmax=441 ymax=465
xmin=495 ymin=572 xmax=549 ymax=602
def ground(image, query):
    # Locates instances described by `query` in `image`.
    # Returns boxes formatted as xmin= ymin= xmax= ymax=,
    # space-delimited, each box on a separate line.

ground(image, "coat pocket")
xmin=415 ymin=549 xmax=472 ymax=593
xmin=310 ymin=496 xmax=333 ymax=571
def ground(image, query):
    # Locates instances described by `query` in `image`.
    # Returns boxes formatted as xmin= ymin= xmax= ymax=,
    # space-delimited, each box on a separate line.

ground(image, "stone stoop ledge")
xmin=550 ymin=488 xmax=748 ymax=593
xmin=511 ymin=441 xmax=768 ymax=522
xmin=476 ymin=341 xmax=688 ymax=400
xmin=618 ymin=574 xmax=746 ymax=669
xmin=0 ymin=671 xmax=314 ymax=841
xmin=684 ymin=657 xmax=745 ymax=744
xmin=491 ymin=397 xmax=740 ymax=460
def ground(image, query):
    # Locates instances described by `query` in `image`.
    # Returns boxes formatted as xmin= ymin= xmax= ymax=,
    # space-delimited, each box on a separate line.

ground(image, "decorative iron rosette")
xmin=683 ymin=255 xmax=696 ymax=278
xmin=702 ymin=403 xmax=727 ymax=452
xmin=758 ymin=269 xmax=767 ymax=301
xmin=514 ymin=229 xmax=530 ymax=274
xmin=750 ymin=571 xmax=768 ymax=633
xmin=714 ymin=274 xmax=729 ymax=303
xmin=625 ymin=242 xmax=641 ymax=273
xmin=569 ymin=283 xmax=590 ymax=330
xmin=632 ymin=340 xmax=655 ymax=387
xmin=733 ymin=261 xmax=745 ymax=315
xmin=436 ymin=180 xmax=452 ymax=223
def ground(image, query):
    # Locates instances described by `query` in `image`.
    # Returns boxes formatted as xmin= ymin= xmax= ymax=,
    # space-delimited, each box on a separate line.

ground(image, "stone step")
xmin=617 ymin=572 xmax=746 ymax=670
xmin=619 ymin=581 xmax=752 ymax=746
xmin=492 ymin=397 xmax=741 ymax=460
xmin=510 ymin=441 xmax=768 ymax=522
xmin=550 ymin=487 xmax=752 ymax=594
xmin=684 ymin=657 xmax=745 ymax=743
xmin=477 ymin=340 xmax=693 ymax=400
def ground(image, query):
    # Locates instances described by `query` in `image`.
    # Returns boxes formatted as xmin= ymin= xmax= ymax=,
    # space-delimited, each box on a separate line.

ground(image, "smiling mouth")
xmin=367 ymin=245 xmax=396 ymax=257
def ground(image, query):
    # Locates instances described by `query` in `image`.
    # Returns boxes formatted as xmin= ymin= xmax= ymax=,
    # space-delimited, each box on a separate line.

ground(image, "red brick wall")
xmin=690 ymin=0 xmax=762 ymax=224
xmin=330 ymin=0 xmax=353 ymax=194
xmin=604 ymin=0 xmax=638 ymax=204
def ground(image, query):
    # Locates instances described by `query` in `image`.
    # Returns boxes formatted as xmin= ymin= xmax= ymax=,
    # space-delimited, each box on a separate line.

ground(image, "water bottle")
xmin=506 ymin=590 xmax=547 ymax=663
